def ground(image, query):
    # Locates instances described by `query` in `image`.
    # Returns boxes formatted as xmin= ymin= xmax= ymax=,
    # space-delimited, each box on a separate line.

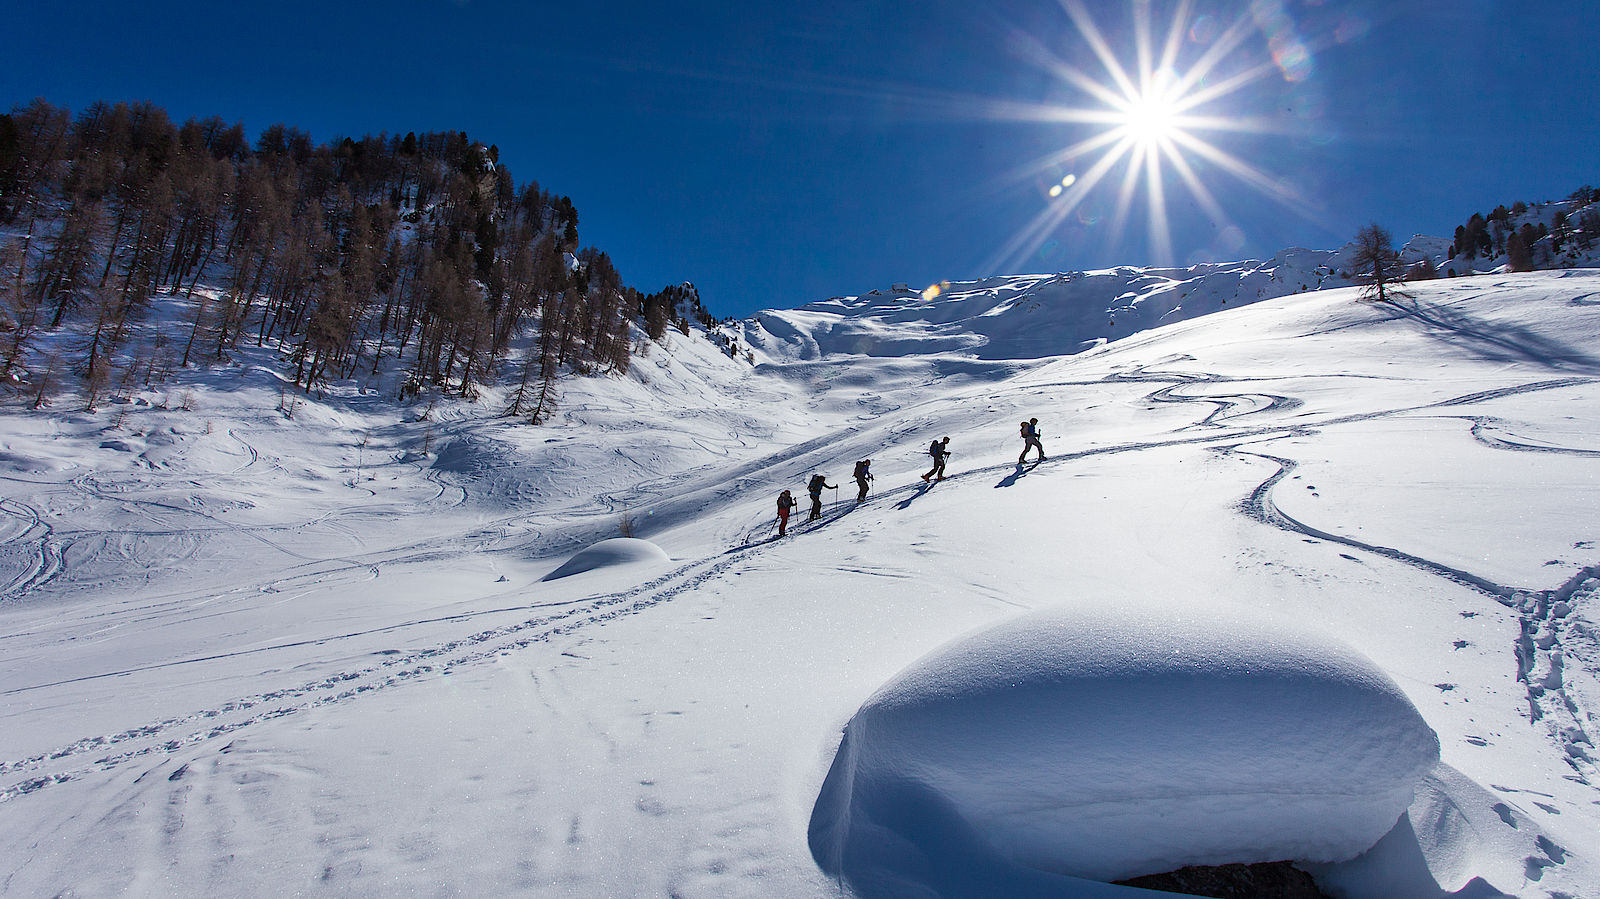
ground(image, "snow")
xmin=542 ymin=537 xmax=671 ymax=580
xmin=810 ymin=605 xmax=1441 ymax=886
xmin=2 ymin=266 xmax=1600 ymax=897
xmin=1310 ymin=761 xmax=1570 ymax=898
xmin=739 ymin=248 xmax=1358 ymax=363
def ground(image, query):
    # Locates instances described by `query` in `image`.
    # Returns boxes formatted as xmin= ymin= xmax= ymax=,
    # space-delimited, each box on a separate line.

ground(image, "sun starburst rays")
xmin=979 ymin=1 xmax=1313 ymax=274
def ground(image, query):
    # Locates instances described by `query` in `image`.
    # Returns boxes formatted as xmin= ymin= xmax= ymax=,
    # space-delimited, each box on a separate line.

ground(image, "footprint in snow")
xmin=1537 ymin=836 xmax=1568 ymax=863
xmin=1491 ymin=803 xmax=1518 ymax=827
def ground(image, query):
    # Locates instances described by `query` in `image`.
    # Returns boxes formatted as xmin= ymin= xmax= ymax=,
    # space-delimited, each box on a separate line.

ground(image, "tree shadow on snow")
xmin=1380 ymin=297 xmax=1600 ymax=373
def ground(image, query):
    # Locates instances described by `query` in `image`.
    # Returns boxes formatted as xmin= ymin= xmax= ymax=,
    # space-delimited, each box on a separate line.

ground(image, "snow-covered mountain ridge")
xmin=737 ymin=217 xmax=1600 ymax=364
xmin=739 ymin=247 xmax=1348 ymax=361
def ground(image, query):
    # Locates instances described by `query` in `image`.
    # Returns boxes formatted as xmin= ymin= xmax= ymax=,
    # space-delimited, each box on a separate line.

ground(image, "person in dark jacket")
xmin=922 ymin=437 xmax=951 ymax=482
xmin=853 ymin=459 xmax=873 ymax=502
xmin=777 ymin=489 xmax=798 ymax=536
xmin=807 ymin=473 xmax=835 ymax=521
xmin=1019 ymin=417 xmax=1045 ymax=463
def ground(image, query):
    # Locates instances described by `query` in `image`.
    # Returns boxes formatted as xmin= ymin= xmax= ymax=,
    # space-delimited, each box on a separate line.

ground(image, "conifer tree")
xmin=1 ymin=98 xmax=657 ymax=410
xmin=1506 ymin=231 xmax=1533 ymax=272
xmin=1350 ymin=223 xmax=1408 ymax=303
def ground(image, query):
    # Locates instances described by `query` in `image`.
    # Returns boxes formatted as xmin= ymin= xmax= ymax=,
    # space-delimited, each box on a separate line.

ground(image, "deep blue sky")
xmin=5 ymin=1 xmax=1595 ymax=318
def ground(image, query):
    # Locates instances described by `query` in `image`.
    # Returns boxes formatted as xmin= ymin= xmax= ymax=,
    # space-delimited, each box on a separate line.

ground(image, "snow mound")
xmin=541 ymin=537 xmax=671 ymax=581
xmin=810 ymin=604 xmax=1440 ymax=889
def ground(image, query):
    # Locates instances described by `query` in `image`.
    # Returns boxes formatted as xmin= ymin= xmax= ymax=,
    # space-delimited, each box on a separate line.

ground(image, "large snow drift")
xmin=810 ymin=604 xmax=1441 ymax=889
xmin=541 ymin=537 xmax=671 ymax=580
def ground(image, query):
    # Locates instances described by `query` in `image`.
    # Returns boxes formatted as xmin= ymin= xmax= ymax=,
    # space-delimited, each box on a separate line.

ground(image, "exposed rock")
xmin=1115 ymin=860 xmax=1331 ymax=899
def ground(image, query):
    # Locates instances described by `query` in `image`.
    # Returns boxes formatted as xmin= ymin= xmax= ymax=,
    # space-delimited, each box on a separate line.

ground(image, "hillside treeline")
xmin=0 ymin=99 xmax=704 ymax=419
xmin=1446 ymin=189 xmax=1600 ymax=274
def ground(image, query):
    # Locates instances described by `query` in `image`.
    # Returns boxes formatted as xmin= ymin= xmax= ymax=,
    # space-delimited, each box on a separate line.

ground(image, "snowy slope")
xmin=3 ymin=271 xmax=1600 ymax=897
xmin=737 ymin=219 xmax=1600 ymax=367
xmin=738 ymin=245 xmax=1385 ymax=363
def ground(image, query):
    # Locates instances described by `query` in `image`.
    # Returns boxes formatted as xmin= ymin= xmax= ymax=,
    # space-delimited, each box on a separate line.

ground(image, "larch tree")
xmin=1350 ymin=223 xmax=1408 ymax=303
xmin=2 ymin=98 xmax=657 ymax=409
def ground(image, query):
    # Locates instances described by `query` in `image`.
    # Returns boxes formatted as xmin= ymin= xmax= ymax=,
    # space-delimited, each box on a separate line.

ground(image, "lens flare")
xmin=1252 ymin=0 xmax=1315 ymax=82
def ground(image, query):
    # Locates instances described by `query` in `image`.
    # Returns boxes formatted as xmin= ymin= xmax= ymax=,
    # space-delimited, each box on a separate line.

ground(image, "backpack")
xmin=1020 ymin=421 xmax=1028 ymax=437
xmin=929 ymin=440 xmax=941 ymax=457
xmin=853 ymin=461 xmax=869 ymax=479
xmin=809 ymin=474 xmax=827 ymax=493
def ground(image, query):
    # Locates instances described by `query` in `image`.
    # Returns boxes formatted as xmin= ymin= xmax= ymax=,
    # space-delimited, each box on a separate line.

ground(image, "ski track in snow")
xmin=6 ymin=277 xmax=1600 ymax=896
xmin=59 ymin=470 xmax=376 ymax=582
xmin=877 ymin=358 xmax=1600 ymax=797
xmin=0 ymin=543 xmax=770 ymax=802
xmin=6 ymin=357 xmax=1597 ymax=814
xmin=1089 ymin=357 xmax=1600 ymax=791
xmin=0 ymin=497 xmax=65 ymax=599
xmin=1 ymin=399 xmax=880 ymax=798
xmin=1464 ymin=416 xmax=1600 ymax=457
xmin=1236 ymin=447 xmax=1599 ymax=786
xmin=2 ymin=374 xmax=1264 ymax=807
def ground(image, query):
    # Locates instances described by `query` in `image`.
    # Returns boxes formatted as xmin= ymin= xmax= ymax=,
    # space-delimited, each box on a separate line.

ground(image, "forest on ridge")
xmin=0 ymin=99 xmax=715 ymax=420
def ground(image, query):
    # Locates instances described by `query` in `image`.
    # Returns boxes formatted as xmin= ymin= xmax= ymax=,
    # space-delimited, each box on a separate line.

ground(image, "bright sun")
xmin=1118 ymin=87 xmax=1182 ymax=147
xmin=978 ymin=0 xmax=1312 ymax=273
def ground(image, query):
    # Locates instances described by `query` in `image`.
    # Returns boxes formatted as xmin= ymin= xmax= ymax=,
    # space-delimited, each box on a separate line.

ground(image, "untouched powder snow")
xmin=810 ymin=604 xmax=1440 ymax=889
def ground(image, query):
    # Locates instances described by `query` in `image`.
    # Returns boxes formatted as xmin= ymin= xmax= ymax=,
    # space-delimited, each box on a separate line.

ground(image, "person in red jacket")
xmin=776 ymin=489 xmax=798 ymax=536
